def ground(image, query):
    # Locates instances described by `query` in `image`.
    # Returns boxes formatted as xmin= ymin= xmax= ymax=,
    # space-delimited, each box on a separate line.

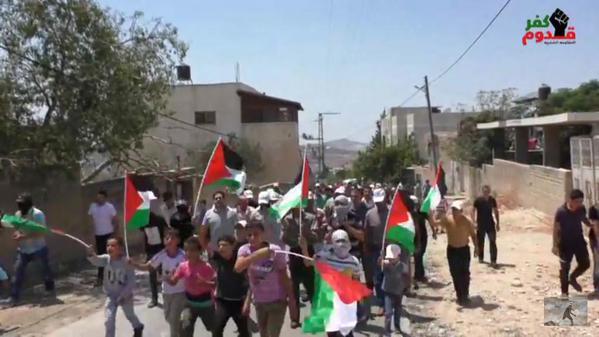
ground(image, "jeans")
xmin=213 ymin=298 xmax=249 ymax=337
xmin=254 ymin=300 xmax=287 ymax=337
xmin=477 ymin=227 xmax=497 ymax=263
xmin=447 ymin=245 xmax=471 ymax=302
xmin=95 ymin=233 xmax=112 ymax=282
xmin=146 ymin=246 xmax=162 ymax=303
xmin=592 ymin=244 xmax=599 ymax=291
xmin=559 ymin=243 xmax=590 ymax=295
xmin=11 ymin=246 xmax=55 ymax=301
xmin=104 ymin=296 xmax=143 ymax=337
xmin=289 ymin=246 xmax=314 ymax=314
xmin=384 ymin=293 xmax=403 ymax=335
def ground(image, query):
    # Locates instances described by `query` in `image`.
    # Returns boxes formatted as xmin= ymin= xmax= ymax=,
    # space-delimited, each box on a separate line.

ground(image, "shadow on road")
xmin=412 ymin=293 xmax=444 ymax=302
xmin=403 ymin=310 xmax=436 ymax=324
xmin=355 ymin=322 xmax=386 ymax=336
xmin=457 ymin=295 xmax=500 ymax=311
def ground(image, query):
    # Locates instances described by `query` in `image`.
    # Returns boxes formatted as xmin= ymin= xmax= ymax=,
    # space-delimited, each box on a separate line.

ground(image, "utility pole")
xmin=424 ymin=75 xmax=438 ymax=174
xmin=317 ymin=112 xmax=341 ymax=178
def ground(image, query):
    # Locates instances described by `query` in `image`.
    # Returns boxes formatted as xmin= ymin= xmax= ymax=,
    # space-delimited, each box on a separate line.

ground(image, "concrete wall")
xmin=0 ymin=173 xmax=88 ymax=279
xmin=240 ymin=122 xmax=301 ymax=185
xmin=440 ymin=159 xmax=572 ymax=216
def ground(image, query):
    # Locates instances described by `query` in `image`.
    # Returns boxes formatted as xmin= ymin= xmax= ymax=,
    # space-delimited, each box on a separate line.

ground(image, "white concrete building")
xmin=143 ymin=82 xmax=304 ymax=185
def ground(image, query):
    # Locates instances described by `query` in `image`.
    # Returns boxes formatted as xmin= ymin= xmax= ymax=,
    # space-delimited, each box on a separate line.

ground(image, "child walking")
xmin=87 ymin=237 xmax=144 ymax=337
xmin=170 ymin=236 xmax=215 ymax=337
xmin=382 ymin=244 xmax=410 ymax=336
xmin=130 ymin=229 xmax=186 ymax=337
xmin=211 ymin=235 xmax=250 ymax=337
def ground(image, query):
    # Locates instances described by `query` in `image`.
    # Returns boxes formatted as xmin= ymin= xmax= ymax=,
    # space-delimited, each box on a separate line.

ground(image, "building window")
xmin=195 ymin=111 xmax=215 ymax=125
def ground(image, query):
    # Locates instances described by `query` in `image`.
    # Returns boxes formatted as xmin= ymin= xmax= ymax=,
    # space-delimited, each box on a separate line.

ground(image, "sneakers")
xmin=147 ymin=300 xmax=158 ymax=308
xmin=133 ymin=325 xmax=144 ymax=337
xmin=569 ymin=277 xmax=583 ymax=292
xmin=457 ymin=298 xmax=471 ymax=307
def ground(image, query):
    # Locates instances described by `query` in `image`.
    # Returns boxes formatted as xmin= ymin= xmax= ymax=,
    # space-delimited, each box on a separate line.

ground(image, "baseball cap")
xmin=385 ymin=244 xmax=401 ymax=259
xmin=258 ymin=191 xmax=270 ymax=205
xmin=235 ymin=220 xmax=248 ymax=228
xmin=334 ymin=186 xmax=346 ymax=195
xmin=175 ymin=199 xmax=187 ymax=207
xmin=242 ymin=190 xmax=254 ymax=199
xmin=372 ymin=188 xmax=386 ymax=203
xmin=450 ymin=200 xmax=464 ymax=211
xmin=269 ymin=189 xmax=281 ymax=202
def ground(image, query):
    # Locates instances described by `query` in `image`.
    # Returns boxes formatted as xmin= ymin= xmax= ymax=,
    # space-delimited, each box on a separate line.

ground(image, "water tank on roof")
xmin=176 ymin=65 xmax=191 ymax=81
xmin=538 ymin=85 xmax=551 ymax=101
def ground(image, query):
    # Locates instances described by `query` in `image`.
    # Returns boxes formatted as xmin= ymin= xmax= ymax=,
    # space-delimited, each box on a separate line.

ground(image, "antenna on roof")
xmin=235 ymin=62 xmax=240 ymax=83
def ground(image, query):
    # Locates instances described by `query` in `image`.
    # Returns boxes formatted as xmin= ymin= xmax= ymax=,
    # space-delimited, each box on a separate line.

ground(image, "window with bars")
xmin=194 ymin=111 xmax=216 ymax=125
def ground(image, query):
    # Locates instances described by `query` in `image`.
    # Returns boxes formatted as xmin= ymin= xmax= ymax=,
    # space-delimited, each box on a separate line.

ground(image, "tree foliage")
xmin=0 ymin=0 xmax=187 ymax=174
xmin=352 ymin=137 xmax=421 ymax=184
xmin=539 ymin=80 xmax=599 ymax=115
xmin=447 ymin=111 xmax=498 ymax=167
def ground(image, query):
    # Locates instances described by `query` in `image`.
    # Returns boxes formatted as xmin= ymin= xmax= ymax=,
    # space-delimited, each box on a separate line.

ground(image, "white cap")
xmin=334 ymin=195 xmax=349 ymax=206
xmin=373 ymin=188 xmax=386 ymax=203
xmin=175 ymin=199 xmax=187 ymax=207
xmin=450 ymin=200 xmax=464 ymax=211
xmin=334 ymin=186 xmax=346 ymax=195
xmin=258 ymin=191 xmax=270 ymax=204
xmin=332 ymin=229 xmax=349 ymax=242
xmin=236 ymin=219 xmax=248 ymax=228
xmin=385 ymin=244 xmax=401 ymax=259
xmin=242 ymin=190 xmax=254 ymax=199
xmin=375 ymin=183 xmax=382 ymax=189
xmin=410 ymin=195 xmax=419 ymax=203
xmin=269 ymin=189 xmax=281 ymax=201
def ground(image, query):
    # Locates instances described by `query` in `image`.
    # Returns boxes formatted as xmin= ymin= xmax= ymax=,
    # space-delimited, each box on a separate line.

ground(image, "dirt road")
xmin=1 ymin=207 xmax=597 ymax=336
xmin=410 ymin=206 xmax=599 ymax=337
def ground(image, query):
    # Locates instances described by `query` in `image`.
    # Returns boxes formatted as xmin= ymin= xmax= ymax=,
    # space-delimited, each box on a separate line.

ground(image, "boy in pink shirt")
xmin=170 ymin=237 xmax=215 ymax=337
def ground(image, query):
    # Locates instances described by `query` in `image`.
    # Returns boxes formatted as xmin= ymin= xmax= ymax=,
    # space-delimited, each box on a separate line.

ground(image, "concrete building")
xmin=381 ymin=106 xmax=478 ymax=161
xmin=142 ymin=82 xmax=304 ymax=186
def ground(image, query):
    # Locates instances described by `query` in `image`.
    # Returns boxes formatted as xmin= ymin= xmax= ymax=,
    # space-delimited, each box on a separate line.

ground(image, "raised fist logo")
xmin=549 ymin=8 xmax=569 ymax=37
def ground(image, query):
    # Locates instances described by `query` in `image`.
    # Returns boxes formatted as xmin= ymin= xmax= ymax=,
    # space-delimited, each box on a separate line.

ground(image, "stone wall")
xmin=441 ymin=159 xmax=572 ymax=216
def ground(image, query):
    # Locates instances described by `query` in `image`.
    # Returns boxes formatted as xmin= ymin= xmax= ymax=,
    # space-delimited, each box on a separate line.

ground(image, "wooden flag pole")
xmin=193 ymin=137 xmax=222 ymax=219
xmin=123 ymin=171 xmax=130 ymax=257
xmin=379 ymin=182 xmax=402 ymax=268
xmin=299 ymin=148 xmax=307 ymax=244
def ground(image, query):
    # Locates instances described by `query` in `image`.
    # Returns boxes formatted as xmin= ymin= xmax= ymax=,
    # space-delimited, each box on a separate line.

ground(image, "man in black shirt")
xmin=170 ymin=200 xmax=194 ymax=248
xmin=587 ymin=205 xmax=599 ymax=293
xmin=553 ymin=189 xmax=591 ymax=296
xmin=211 ymin=235 xmax=249 ymax=337
xmin=472 ymin=185 xmax=500 ymax=267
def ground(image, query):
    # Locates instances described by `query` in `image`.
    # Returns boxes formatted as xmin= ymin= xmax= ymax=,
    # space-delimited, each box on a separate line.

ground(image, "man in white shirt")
xmin=88 ymin=190 xmax=118 ymax=286
xmin=160 ymin=191 xmax=177 ymax=227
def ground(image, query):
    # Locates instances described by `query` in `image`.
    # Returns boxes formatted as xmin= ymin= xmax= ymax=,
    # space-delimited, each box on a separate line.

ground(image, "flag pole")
xmin=123 ymin=171 xmax=130 ymax=257
xmin=379 ymin=182 xmax=402 ymax=268
xmin=299 ymin=147 xmax=307 ymax=244
xmin=193 ymin=137 xmax=222 ymax=219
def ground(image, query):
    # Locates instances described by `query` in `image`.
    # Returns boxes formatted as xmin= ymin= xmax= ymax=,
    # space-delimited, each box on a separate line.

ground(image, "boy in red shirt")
xmin=170 ymin=236 xmax=215 ymax=337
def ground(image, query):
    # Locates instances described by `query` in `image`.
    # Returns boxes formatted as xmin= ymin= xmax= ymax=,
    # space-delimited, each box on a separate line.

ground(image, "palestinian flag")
xmin=303 ymin=261 xmax=371 ymax=336
xmin=271 ymin=152 xmax=310 ymax=220
xmin=420 ymin=162 xmax=444 ymax=214
xmin=385 ymin=187 xmax=416 ymax=253
xmin=125 ymin=176 xmax=156 ymax=230
xmin=202 ymin=139 xmax=245 ymax=193
xmin=1 ymin=214 xmax=48 ymax=233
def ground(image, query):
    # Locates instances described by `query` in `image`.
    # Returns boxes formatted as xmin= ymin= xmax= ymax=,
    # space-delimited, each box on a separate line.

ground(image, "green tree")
xmin=539 ymin=80 xmax=599 ymax=115
xmin=0 ymin=0 xmax=187 ymax=175
xmin=352 ymin=137 xmax=421 ymax=184
xmin=447 ymin=111 xmax=497 ymax=166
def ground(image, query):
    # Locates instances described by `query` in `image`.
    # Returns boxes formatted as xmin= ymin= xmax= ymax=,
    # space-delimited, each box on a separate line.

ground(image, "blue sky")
xmin=99 ymin=0 xmax=599 ymax=143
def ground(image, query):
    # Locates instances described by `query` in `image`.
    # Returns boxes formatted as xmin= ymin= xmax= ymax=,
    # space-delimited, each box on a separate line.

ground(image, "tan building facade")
xmin=143 ymin=82 xmax=303 ymax=186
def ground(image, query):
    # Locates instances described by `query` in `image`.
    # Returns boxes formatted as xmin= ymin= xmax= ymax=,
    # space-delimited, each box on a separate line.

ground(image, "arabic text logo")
xmin=522 ymin=8 xmax=576 ymax=46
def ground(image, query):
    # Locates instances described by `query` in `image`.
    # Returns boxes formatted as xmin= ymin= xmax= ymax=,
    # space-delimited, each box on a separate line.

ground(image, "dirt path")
xmin=409 ymin=207 xmax=599 ymax=337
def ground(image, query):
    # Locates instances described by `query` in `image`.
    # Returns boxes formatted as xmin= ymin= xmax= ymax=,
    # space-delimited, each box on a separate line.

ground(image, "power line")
xmin=430 ymin=0 xmax=512 ymax=84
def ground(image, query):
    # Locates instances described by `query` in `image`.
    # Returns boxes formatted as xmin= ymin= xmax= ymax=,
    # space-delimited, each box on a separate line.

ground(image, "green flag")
xmin=1 ymin=214 xmax=48 ymax=233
